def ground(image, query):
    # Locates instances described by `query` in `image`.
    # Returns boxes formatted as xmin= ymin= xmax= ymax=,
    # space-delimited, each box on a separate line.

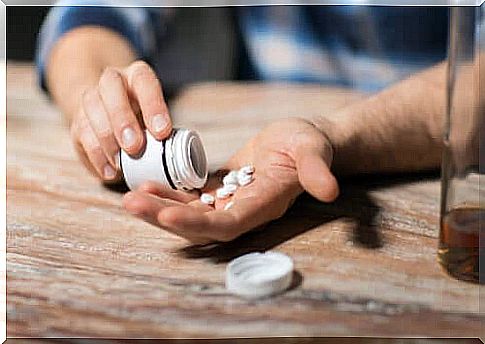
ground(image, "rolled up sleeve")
xmin=36 ymin=0 xmax=159 ymax=92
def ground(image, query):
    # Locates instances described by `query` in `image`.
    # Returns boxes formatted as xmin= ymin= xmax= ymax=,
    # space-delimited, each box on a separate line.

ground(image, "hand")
xmin=122 ymin=118 xmax=339 ymax=244
xmin=70 ymin=60 xmax=173 ymax=182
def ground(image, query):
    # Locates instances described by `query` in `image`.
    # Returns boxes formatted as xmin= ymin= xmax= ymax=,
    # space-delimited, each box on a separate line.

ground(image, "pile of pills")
xmin=200 ymin=165 xmax=255 ymax=208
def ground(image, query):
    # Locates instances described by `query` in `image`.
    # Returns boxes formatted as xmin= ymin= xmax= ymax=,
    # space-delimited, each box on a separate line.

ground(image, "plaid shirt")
xmin=37 ymin=3 xmax=449 ymax=93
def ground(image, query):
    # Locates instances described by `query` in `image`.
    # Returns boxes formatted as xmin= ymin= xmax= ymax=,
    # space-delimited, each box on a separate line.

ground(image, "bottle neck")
xmin=165 ymin=129 xmax=208 ymax=191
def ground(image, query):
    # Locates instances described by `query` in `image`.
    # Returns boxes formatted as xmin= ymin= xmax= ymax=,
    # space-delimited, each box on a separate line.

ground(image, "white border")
xmin=0 ymin=1 xmax=5 ymax=343
xmin=2 ymin=1 xmax=483 ymax=342
xmin=1 ymin=0 xmax=485 ymax=6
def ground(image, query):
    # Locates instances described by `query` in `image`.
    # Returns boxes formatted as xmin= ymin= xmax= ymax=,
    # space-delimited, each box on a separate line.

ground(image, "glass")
xmin=438 ymin=6 xmax=484 ymax=284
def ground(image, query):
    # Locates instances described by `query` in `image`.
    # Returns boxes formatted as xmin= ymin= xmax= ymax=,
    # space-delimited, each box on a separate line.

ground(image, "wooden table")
xmin=6 ymin=63 xmax=484 ymax=339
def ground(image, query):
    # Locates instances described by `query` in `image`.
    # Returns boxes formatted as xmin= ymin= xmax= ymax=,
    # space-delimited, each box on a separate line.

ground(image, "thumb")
xmin=295 ymin=144 xmax=339 ymax=203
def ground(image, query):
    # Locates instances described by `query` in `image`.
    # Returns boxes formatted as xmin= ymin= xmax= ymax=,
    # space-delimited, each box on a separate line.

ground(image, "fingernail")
xmin=151 ymin=114 xmax=168 ymax=134
xmin=104 ymin=164 xmax=117 ymax=179
xmin=122 ymin=127 xmax=137 ymax=149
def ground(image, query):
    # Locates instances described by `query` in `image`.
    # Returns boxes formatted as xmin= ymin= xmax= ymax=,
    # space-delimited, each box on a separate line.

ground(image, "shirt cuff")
xmin=36 ymin=0 xmax=157 ymax=93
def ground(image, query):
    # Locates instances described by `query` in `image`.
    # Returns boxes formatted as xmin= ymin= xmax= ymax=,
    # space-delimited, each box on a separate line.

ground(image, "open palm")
xmin=123 ymin=118 xmax=339 ymax=244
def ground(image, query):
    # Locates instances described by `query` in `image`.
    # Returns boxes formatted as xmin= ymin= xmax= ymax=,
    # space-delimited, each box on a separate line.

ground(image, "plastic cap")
xmin=225 ymin=251 xmax=294 ymax=299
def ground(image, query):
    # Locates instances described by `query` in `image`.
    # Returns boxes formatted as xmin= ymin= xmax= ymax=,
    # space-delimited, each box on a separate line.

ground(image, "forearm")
xmin=315 ymin=63 xmax=447 ymax=176
xmin=45 ymin=26 xmax=137 ymax=123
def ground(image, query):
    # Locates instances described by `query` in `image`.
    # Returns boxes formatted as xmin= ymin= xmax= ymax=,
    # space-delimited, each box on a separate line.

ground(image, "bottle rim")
xmin=165 ymin=128 xmax=208 ymax=191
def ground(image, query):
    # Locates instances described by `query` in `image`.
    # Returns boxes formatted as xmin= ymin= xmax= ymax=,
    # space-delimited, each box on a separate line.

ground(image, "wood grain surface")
xmin=6 ymin=63 xmax=485 ymax=339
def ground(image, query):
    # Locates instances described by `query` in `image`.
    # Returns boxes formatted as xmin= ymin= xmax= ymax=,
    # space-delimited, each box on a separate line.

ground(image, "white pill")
xmin=239 ymin=165 xmax=255 ymax=175
xmin=226 ymin=251 xmax=294 ymax=299
xmin=224 ymin=201 xmax=234 ymax=211
xmin=216 ymin=187 xmax=232 ymax=199
xmin=237 ymin=169 xmax=251 ymax=179
xmin=238 ymin=172 xmax=252 ymax=180
xmin=222 ymin=183 xmax=238 ymax=193
xmin=223 ymin=171 xmax=239 ymax=186
xmin=200 ymin=193 xmax=215 ymax=205
xmin=238 ymin=174 xmax=253 ymax=187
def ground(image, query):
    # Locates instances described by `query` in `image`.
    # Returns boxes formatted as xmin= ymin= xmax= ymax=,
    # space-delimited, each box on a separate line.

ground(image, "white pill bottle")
xmin=120 ymin=129 xmax=208 ymax=191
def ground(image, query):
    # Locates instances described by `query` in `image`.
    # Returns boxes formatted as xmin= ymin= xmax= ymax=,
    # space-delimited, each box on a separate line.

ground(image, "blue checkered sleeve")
xmin=36 ymin=0 xmax=160 ymax=93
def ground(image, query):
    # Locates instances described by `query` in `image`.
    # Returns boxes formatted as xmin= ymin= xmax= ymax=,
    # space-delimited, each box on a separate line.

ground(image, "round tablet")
xmin=200 ymin=193 xmax=215 ymax=205
xmin=237 ymin=173 xmax=253 ymax=187
xmin=224 ymin=201 xmax=234 ymax=210
xmin=225 ymin=251 xmax=294 ymax=299
xmin=216 ymin=187 xmax=232 ymax=199
xmin=222 ymin=183 xmax=238 ymax=193
xmin=223 ymin=171 xmax=239 ymax=186
xmin=239 ymin=165 xmax=255 ymax=175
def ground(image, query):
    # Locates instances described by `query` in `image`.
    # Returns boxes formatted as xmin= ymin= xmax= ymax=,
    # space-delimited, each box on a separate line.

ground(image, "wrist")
xmin=310 ymin=114 xmax=352 ymax=176
xmin=46 ymin=27 xmax=136 ymax=122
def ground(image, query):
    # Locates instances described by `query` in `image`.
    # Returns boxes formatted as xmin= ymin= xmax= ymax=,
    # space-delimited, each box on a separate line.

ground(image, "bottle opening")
xmin=167 ymin=129 xmax=208 ymax=190
xmin=189 ymin=136 xmax=207 ymax=180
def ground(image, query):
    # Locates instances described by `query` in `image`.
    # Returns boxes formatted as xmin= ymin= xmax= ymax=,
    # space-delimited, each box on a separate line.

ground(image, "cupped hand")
xmin=70 ymin=60 xmax=172 ymax=182
xmin=122 ymin=118 xmax=339 ymax=244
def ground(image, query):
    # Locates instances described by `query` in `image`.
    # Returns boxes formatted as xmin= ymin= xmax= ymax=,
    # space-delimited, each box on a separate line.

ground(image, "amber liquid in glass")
xmin=438 ymin=207 xmax=484 ymax=283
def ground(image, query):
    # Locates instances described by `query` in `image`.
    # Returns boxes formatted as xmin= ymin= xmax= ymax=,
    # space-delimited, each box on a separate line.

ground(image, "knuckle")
xmin=79 ymin=129 xmax=97 ymax=149
xmin=130 ymin=62 xmax=158 ymax=87
xmin=97 ymin=128 xmax=115 ymax=143
xmin=81 ymin=87 xmax=98 ymax=105
xmin=86 ymin=145 xmax=105 ymax=162
xmin=99 ymin=66 xmax=122 ymax=86
xmin=131 ymin=72 xmax=152 ymax=91
xmin=110 ymin=103 xmax=134 ymax=121
xmin=130 ymin=60 xmax=151 ymax=74
xmin=97 ymin=132 xmax=119 ymax=155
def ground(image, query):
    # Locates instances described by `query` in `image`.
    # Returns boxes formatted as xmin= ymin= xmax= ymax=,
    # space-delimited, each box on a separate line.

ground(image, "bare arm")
xmin=46 ymin=26 xmax=137 ymax=123
xmin=320 ymin=48 xmax=485 ymax=177
xmin=315 ymin=63 xmax=448 ymax=176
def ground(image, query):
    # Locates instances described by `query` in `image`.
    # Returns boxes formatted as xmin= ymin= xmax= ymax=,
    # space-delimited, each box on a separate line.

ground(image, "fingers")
xmin=124 ymin=61 xmax=172 ymax=140
xmin=98 ymin=67 xmax=145 ymax=156
xmin=157 ymin=206 xmax=220 ymax=243
xmin=71 ymin=127 xmax=99 ymax=178
xmin=72 ymin=109 xmax=118 ymax=181
xmin=158 ymin=196 xmax=273 ymax=243
xmin=122 ymin=190 xmax=185 ymax=226
xmin=137 ymin=181 xmax=199 ymax=203
xmin=124 ymin=187 xmax=270 ymax=243
xmin=295 ymin=144 xmax=339 ymax=202
xmin=123 ymin=191 xmax=209 ymax=243
xmin=82 ymin=88 xmax=120 ymax=166
xmin=71 ymin=60 xmax=173 ymax=183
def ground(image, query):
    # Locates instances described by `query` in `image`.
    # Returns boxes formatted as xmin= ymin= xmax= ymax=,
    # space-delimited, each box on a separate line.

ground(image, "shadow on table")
xmin=104 ymin=180 xmax=130 ymax=193
xmin=178 ymin=170 xmax=440 ymax=264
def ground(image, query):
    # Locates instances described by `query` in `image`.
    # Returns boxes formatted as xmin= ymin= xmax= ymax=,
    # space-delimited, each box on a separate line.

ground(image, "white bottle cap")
xmin=225 ymin=251 xmax=294 ymax=299
xmin=120 ymin=129 xmax=208 ymax=191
